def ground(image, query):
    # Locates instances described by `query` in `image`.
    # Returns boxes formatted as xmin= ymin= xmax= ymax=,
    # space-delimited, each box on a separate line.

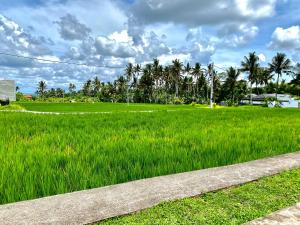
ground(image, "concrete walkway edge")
xmin=245 ymin=203 xmax=300 ymax=225
xmin=0 ymin=151 xmax=300 ymax=225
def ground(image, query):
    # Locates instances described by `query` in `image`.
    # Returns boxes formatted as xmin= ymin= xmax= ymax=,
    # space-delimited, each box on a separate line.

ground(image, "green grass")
xmin=0 ymin=105 xmax=299 ymax=204
xmin=101 ymin=169 xmax=300 ymax=225
xmin=18 ymin=102 xmax=194 ymax=112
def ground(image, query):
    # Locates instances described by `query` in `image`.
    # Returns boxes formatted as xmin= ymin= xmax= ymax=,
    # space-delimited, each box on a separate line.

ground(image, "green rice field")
xmin=0 ymin=103 xmax=299 ymax=204
xmin=17 ymin=102 xmax=194 ymax=112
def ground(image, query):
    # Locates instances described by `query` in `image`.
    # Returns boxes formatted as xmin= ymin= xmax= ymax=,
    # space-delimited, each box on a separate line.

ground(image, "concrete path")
xmin=246 ymin=203 xmax=300 ymax=225
xmin=0 ymin=151 xmax=300 ymax=225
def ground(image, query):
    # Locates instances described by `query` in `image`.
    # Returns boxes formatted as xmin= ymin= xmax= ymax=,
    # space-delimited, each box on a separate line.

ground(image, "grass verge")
xmin=101 ymin=169 xmax=300 ymax=225
xmin=0 ymin=104 xmax=25 ymax=111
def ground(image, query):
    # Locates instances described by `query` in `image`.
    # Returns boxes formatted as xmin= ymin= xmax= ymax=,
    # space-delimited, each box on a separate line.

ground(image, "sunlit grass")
xmin=0 ymin=105 xmax=299 ymax=204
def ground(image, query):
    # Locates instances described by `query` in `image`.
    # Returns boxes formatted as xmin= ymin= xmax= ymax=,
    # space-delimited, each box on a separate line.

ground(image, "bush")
xmin=191 ymin=102 xmax=197 ymax=107
xmin=0 ymin=98 xmax=10 ymax=106
xmin=173 ymin=97 xmax=184 ymax=105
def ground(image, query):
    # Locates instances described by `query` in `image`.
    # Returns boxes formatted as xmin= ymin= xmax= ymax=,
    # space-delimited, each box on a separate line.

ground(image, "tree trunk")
xmin=276 ymin=73 xmax=280 ymax=100
xmin=249 ymin=82 xmax=252 ymax=105
xmin=175 ymin=80 xmax=179 ymax=98
xmin=210 ymin=74 xmax=214 ymax=109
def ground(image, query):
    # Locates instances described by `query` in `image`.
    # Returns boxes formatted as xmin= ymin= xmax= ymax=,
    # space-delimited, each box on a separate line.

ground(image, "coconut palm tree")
xmin=125 ymin=63 xmax=134 ymax=104
xmin=256 ymin=68 xmax=272 ymax=94
xmin=171 ymin=59 xmax=183 ymax=97
xmin=133 ymin=64 xmax=141 ymax=86
xmin=37 ymin=81 xmax=47 ymax=97
xmin=68 ymin=83 xmax=76 ymax=95
xmin=208 ymin=63 xmax=215 ymax=108
xmin=269 ymin=53 xmax=291 ymax=100
xmin=191 ymin=63 xmax=202 ymax=100
xmin=93 ymin=77 xmax=101 ymax=96
xmin=240 ymin=52 xmax=259 ymax=104
xmin=224 ymin=67 xmax=240 ymax=102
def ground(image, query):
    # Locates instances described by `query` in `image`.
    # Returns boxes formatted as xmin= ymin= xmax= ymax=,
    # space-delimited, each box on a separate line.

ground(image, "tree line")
xmin=34 ymin=52 xmax=300 ymax=105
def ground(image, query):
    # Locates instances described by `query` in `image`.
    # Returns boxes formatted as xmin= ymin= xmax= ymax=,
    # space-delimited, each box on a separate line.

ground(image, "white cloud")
xmin=258 ymin=53 xmax=266 ymax=62
xmin=94 ymin=30 xmax=137 ymax=58
xmin=130 ymin=0 xmax=277 ymax=27
xmin=55 ymin=14 xmax=91 ymax=41
xmin=268 ymin=26 xmax=300 ymax=50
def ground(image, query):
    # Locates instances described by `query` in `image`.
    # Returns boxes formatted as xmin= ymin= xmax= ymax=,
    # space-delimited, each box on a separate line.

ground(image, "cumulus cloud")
xmin=130 ymin=0 xmax=277 ymax=27
xmin=268 ymin=26 xmax=300 ymax=50
xmin=0 ymin=14 xmax=52 ymax=67
xmin=217 ymin=23 xmax=259 ymax=47
xmin=55 ymin=14 xmax=91 ymax=41
xmin=94 ymin=30 xmax=137 ymax=58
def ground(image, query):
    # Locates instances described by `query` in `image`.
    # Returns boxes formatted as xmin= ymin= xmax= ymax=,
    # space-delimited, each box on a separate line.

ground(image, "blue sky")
xmin=0 ymin=0 xmax=299 ymax=93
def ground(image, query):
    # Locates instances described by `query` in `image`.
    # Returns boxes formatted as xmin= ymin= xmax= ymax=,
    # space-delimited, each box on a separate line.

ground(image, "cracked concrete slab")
xmin=0 ymin=151 xmax=300 ymax=225
xmin=246 ymin=203 xmax=300 ymax=225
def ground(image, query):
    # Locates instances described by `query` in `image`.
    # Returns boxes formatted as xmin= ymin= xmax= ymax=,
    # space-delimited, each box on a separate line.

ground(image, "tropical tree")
xmin=125 ymin=63 xmax=134 ymax=104
xmin=133 ymin=64 xmax=141 ymax=88
xmin=207 ymin=63 xmax=216 ymax=108
xmin=223 ymin=67 xmax=240 ymax=102
xmin=68 ymin=83 xmax=76 ymax=94
xmin=92 ymin=77 xmax=101 ymax=97
xmin=37 ymin=81 xmax=47 ymax=97
xmin=240 ymin=52 xmax=259 ymax=104
xmin=269 ymin=53 xmax=291 ymax=99
xmin=191 ymin=63 xmax=202 ymax=100
xmin=82 ymin=80 xmax=92 ymax=96
xmin=256 ymin=68 xmax=272 ymax=94
xmin=171 ymin=59 xmax=183 ymax=97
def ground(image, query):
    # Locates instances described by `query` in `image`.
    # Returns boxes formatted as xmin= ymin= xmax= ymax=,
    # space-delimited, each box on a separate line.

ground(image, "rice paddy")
xmin=0 ymin=104 xmax=299 ymax=205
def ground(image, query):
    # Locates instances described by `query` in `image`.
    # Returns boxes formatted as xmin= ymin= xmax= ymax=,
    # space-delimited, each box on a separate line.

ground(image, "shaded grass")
xmin=101 ymin=169 xmax=300 ymax=225
xmin=0 ymin=106 xmax=299 ymax=204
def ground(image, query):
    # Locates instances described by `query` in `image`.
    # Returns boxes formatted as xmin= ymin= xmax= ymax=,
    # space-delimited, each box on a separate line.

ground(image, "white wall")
xmin=0 ymin=80 xmax=16 ymax=101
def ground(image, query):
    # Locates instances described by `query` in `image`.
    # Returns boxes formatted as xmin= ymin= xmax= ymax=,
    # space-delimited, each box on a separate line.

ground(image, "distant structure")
xmin=241 ymin=94 xmax=300 ymax=108
xmin=0 ymin=80 xmax=16 ymax=101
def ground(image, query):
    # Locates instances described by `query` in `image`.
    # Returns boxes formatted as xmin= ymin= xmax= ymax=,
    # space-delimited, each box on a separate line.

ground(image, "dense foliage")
xmin=0 ymin=106 xmax=299 ymax=204
xmin=20 ymin=52 xmax=300 ymax=105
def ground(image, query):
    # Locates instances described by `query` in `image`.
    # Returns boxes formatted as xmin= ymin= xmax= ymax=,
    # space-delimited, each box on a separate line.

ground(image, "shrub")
xmin=0 ymin=98 xmax=10 ymax=106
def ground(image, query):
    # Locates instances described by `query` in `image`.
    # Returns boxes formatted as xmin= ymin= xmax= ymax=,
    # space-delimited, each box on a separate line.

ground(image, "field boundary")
xmin=0 ymin=151 xmax=300 ymax=225
xmin=0 ymin=108 xmax=198 ymax=115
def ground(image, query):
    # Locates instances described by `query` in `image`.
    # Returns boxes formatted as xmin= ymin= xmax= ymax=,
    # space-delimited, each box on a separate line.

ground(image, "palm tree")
xmin=125 ymin=63 xmax=134 ymax=104
xmin=225 ymin=67 xmax=240 ymax=102
xmin=68 ymin=83 xmax=76 ymax=95
xmin=37 ymin=81 xmax=47 ymax=97
xmin=240 ymin=52 xmax=259 ymax=104
xmin=171 ymin=59 xmax=183 ymax=97
xmin=184 ymin=63 xmax=192 ymax=95
xmin=133 ymin=64 xmax=141 ymax=88
xmin=208 ymin=64 xmax=215 ymax=108
xmin=93 ymin=77 xmax=101 ymax=96
xmin=191 ymin=63 xmax=202 ymax=100
xmin=269 ymin=53 xmax=291 ymax=100
xmin=82 ymin=80 xmax=92 ymax=96
xmin=257 ymin=68 xmax=272 ymax=94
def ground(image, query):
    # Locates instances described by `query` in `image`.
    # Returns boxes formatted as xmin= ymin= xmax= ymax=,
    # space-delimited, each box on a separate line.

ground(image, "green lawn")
xmin=0 ymin=104 xmax=299 ymax=204
xmin=101 ymin=169 xmax=300 ymax=225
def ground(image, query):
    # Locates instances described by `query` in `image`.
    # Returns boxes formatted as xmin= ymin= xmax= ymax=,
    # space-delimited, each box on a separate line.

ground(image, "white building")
xmin=242 ymin=94 xmax=299 ymax=108
xmin=268 ymin=94 xmax=299 ymax=108
xmin=0 ymin=80 xmax=16 ymax=101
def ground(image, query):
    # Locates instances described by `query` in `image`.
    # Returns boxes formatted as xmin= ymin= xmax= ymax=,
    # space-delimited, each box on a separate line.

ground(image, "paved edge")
xmin=245 ymin=203 xmax=300 ymax=225
xmin=0 ymin=151 xmax=300 ymax=225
